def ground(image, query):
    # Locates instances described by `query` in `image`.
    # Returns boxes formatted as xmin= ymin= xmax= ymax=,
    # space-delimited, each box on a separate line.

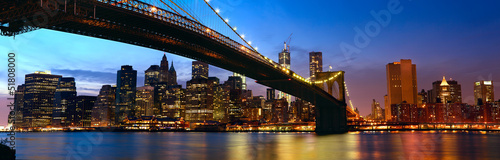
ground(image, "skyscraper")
xmin=371 ymin=99 xmax=384 ymax=120
xmin=386 ymin=59 xmax=417 ymax=121
xmin=13 ymin=85 xmax=25 ymax=127
xmin=91 ymin=85 xmax=116 ymax=127
xmin=278 ymin=44 xmax=291 ymax=105
xmin=144 ymin=65 xmax=160 ymax=86
xmin=474 ymin=80 xmax=494 ymax=105
xmin=430 ymin=76 xmax=462 ymax=103
xmin=309 ymin=51 xmax=323 ymax=81
xmin=23 ymin=71 xmax=62 ymax=127
xmin=159 ymin=54 xmax=169 ymax=83
xmin=266 ymin=88 xmax=275 ymax=101
xmin=135 ymin=86 xmax=155 ymax=117
xmin=68 ymin=96 xmax=96 ymax=127
xmin=185 ymin=77 xmax=218 ymax=121
xmin=232 ymin=73 xmax=247 ymax=90
xmin=168 ymin=61 xmax=177 ymax=86
xmin=52 ymin=77 xmax=77 ymax=127
xmin=116 ymin=65 xmax=137 ymax=123
xmin=192 ymin=61 xmax=209 ymax=79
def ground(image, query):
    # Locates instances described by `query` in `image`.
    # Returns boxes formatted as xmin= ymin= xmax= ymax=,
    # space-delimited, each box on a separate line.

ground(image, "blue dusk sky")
xmin=1 ymin=0 xmax=500 ymax=126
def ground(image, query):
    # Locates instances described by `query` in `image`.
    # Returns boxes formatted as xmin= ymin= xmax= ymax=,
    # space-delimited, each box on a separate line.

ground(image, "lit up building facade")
xmin=23 ymin=71 xmax=62 ymax=127
xmin=68 ymin=96 xmax=96 ymax=127
xmin=52 ymin=77 xmax=77 ymax=127
xmin=192 ymin=61 xmax=209 ymax=79
xmin=163 ymin=85 xmax=186 ymax=118
xmin=13 ymin=85 xmax=25 ymax=127
xmin=135 ymin=86 xmax=155 ymax=117
xmin=232 ymin=72 xmax=246 ymax=90
xmin=144 ymin=65 xmax=160 ymax=86
xmin=185 ymin=77 xmax=219 ymax=121
xmin=266 ymin=88 xmax=275 ymax=101
xmin=371 ymin=99 xmax=384 ymax=121
xmin=91 ymin=85 xmax=116 ymax=127
xmin=224 ymin=76 xmax=243 ymax=121
xmin=309 ymin=51 xmax=323 ymax=82
xmin=474 ymin=80 xmax=494 ymax=105
xmin=278 ymin=44 xmax=292 ymax=106
xmin=385 ymin=59 xmax=417 ymax=121
xmin=116 ymin=65 xmax=137 ymax=123
xmin=429 ymin=76 xmax=462 ymax=103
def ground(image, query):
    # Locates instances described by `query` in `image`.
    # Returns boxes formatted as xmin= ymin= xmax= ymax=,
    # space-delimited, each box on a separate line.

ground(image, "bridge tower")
xmin=314 ymin=71 xmax=348 ymax=134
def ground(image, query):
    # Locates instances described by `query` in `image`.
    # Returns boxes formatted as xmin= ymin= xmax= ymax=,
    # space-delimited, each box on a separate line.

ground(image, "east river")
xmin=12 ymin=131 xmax=500 ymax=160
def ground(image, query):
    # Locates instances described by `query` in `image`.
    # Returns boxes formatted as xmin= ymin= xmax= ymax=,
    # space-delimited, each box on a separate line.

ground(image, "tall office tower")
xmin=474 ymin=80 xmax=494 ymax=105
xmin=224 ymin=76 xmax=243 ymax=121
xmin=159 ymin=54 xmax=169 ymax=83
xmin=144 ymin=65 xmax=160 ymax=86
xmin=13 ymin=85 xmax=25 ymax=127
xmin=185 ymin=77 xmax=219 ymax=121
xmin=384 ymin=95 xmax=389 ymax=121
xmin=68 ymin=96 xmax=96 ymax=127
xmin=23 ymin=71 xmax=62 ymax=127
xmin=225 ymin=76 xmax=243 ymax=90
xmin=386 ymin=59 xmax=417 ymax=121
xmin=192 ymin=61 xmax=209 ymax=79
xmin=309 ymin=51 xmax=323 ymax=82
xmin=232 ymin=73 xmax=246 ymax=90
xmin=418 ymin=89 xmax=428 ymax=104
xmin=278 ymin=43 xmax=292 ymax=105
xmin=371 ymin=99 xmax=384 ymax=120
xmin=267 ymin=88 xmax=276 ymax=101
xmin=430 ymin=76 xmax=462 ymax=104
xmin=91 ymin=85 xmax=116 ymax=127
xmin=135 ymin=86 xmax=155 ymax=117
xmin=168 ymin=61 xmax=177 ymax=86
xmin=52 ymin=77 xmax=77 ymax=127
xmin=213 ymin=84 xmax=229 ymax=122
xmin=116 ymin=65 xmax=137 ymax=123
xmin=164 ymin=85 xmax=186 ymax=118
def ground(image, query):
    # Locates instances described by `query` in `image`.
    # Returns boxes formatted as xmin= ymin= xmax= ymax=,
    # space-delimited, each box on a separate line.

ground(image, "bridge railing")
xmin=95 ymin=0 xmax=313 ymax=85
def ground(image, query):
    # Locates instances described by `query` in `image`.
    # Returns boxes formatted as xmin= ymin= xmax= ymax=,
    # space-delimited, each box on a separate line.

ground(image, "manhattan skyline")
xmin=1 ymin=0 xmax=500 ymax=126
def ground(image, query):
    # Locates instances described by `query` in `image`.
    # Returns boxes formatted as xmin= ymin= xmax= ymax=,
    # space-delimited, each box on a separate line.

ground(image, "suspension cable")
xmin=202 ymin=0 xmax=257 ymax=52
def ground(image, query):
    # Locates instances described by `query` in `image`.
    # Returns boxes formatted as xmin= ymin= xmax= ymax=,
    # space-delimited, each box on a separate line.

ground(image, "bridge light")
xmin=248 ymin=41 xmax=252 ymax=45
xmin=233 ymin=27 xmax=237 ymax=30
xmin=151 ymin=6 xmax=157 ymax=12
xmin=215 ymin=8 xmax=220 ymax=13
xmin=225 ymin=18 xmax=229 ymax=22
xmin=205 ymin=0 xmax=210 ymax=2
xmin=254 ymin=47 xmax=258 ymax=50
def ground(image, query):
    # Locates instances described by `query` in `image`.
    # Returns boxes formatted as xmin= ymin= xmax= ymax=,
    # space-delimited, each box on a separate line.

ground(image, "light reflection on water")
xmin=14 ymin=131 xmax=500 ymax=160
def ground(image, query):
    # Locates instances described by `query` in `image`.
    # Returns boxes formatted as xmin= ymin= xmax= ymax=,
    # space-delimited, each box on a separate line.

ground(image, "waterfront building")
xmin=116 ymin=65 xmax=137 ymax=123
xmin=185 ymin=77 xmax=218 ymax=121
xmin=52 ymin=77 xmax=77 ymax=127
xmin=385 ymin=59 xmax=417 ymax=121
xmin=429 ymin=76 xmax=462 ymax=103
xmin=91 ymin=85 xmax=116 ymax=127
xmin=23 ymin=71 xmax=62 ymax=127
xmin=68 ymin=96 xmax=96 ymax=127
xmin=135 ymin=86 xmax=155 ymax=117
xmin=474 ymin=80 xmax=494 ymax=105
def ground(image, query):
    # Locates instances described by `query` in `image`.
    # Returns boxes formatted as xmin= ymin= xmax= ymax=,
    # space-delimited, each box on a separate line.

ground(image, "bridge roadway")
xmin=0 ymin=0 xmax=348 ymax=133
